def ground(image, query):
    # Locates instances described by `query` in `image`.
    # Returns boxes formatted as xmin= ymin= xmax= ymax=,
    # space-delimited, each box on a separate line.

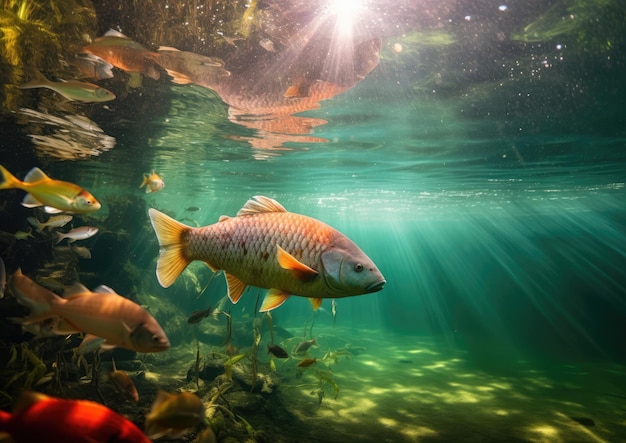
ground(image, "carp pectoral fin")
xmin=225 ymin=273 xmax=247 ymax=303
xmin=276 ymin=245 xmax=318 ymax=282
xmin=309 ymin=298 xmax=322 ymax=310
xmin=203 ymin=261 xmax=219 ymax=272
xmin=260 ymin=289 xmax=290 ymax=312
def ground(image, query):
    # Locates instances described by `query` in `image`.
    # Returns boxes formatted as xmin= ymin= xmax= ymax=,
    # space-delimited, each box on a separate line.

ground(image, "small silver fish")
xmin=72 ymin=245 xmax=92 ymax=259
xmin=55 ymin=226 xmax=98 ymax=244
xmin=27 ymin=215 xmax=73 ymax=232
xmin=293 ymin=337 xmax=317 ymax=354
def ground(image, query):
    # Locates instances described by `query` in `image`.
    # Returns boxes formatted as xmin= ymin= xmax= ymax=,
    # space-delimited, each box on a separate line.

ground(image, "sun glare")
xmin=328 ymin=0 xmax=362 ymax=37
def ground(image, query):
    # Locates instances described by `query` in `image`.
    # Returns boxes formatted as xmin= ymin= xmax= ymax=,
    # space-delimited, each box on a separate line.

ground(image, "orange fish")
xmin=139 ymin=170 xmax=164 ymax=193
xmin=109 ymin=358 xmax=139 ymax=402
xmin=0 ymin=391 xmax=151 ymax=443
xmin=0 ymin=165 xmax=100 ymax=214
xmin=83 ymin=30 xmax=160 ymax=80
xmin=9 ymin=269 xmax=170 ymax=353
xmin=148 ymin=195 xmax=385 ymax=311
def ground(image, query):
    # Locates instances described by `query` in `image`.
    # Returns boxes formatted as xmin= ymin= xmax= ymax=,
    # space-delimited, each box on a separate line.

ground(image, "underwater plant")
xmin=0 ymin=0 xmax=96 ymax=112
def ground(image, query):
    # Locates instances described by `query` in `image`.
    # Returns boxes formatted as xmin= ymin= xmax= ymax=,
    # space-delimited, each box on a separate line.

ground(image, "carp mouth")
xmin=365 ymin=279 xmax=386 ymax=293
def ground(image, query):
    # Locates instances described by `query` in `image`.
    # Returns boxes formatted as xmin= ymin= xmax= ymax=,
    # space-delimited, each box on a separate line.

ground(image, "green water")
xmin=1 ymin=0 xmax=625 ymax=441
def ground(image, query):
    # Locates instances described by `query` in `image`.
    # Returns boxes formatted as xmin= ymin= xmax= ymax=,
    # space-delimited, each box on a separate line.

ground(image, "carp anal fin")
xmin=237 ymin=195 xmax=287 ymax=216
xmin=309 ymin=298 xmax=322 ymax=310
xmin=276 ymin=245 xmax=318 ymax=282
xmin=260 ymin=288 xmax=290 ymax=312
xmin=225 ymin=273 xmax=247 ymax=304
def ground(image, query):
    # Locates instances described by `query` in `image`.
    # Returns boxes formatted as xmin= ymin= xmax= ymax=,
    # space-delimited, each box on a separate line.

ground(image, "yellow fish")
xmin=0 ymin=165 xmax=100 ymax=214
xmin=148 ymin=195 xmax=385 ymax=312
xmin=140 ymin=171 xmax=165 ymax=193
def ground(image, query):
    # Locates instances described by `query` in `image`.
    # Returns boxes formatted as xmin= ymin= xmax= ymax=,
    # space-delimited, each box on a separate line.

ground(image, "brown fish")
xmin=297 ymin=357 xmax=316 ymax=368
xmin=83 ymin=30 xmax=160 ymax=80
xmin=9 ymin=269 xmax=170 ymax=353
xmin=145 ymin=391 xmax=204 ymax=439
xmin=145 ymin=47 xmax=230 ymax=88
xmin=149 ymin=196 xmax=385 ymax=312
xmin=267 ymin=344 xmax=289 ymax=359
xmin=187 ymin=306 xmax=212 ymax=324
xmin=109 ymin=357 xmax=139 ymax=402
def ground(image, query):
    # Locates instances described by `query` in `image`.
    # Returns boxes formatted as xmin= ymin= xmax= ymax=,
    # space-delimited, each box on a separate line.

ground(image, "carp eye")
xmin=354 ymin=263 xmax=364 ymax=273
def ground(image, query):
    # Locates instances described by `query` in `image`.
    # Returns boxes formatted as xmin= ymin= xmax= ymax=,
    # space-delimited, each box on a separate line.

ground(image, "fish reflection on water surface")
xmin=80 ymin=0 xmax=429 ymax=149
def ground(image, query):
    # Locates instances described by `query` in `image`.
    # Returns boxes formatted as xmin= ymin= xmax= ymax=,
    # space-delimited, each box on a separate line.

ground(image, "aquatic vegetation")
xmin=511 ymin=0 xmax=624 ymax=54
xmin=0 ymin=0 xmax=96 ymax=111
xmin=223 ymin=352 xmax=247 ymax=381
xmin=0 ymin=342 xmax=55 ymax=406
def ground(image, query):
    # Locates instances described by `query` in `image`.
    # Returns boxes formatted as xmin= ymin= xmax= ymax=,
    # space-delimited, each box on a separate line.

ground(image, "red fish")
xmin=149 ymin=196 xmax=385 ymax=311
xmin=0 ymin=391 xmax=151 ymax=443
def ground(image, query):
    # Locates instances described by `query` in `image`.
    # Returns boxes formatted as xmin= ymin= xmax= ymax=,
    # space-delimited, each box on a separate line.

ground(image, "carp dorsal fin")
xmin=23 ymin=167 xmax=49 ymax=183
xmin=237 ymin=196 xmax=287 ymax=216
xmin=225 ymin=273 xmax=247 ymax=303
xmin=276 ymin=245 xmax=318 ymax=282
xmin=64 ymin=282 xmax=90 ymax=297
